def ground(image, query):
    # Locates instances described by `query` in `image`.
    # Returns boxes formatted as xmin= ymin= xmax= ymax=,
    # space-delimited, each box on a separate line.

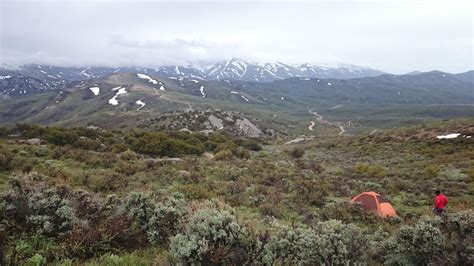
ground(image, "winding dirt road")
xmin=308 ymin=110 xmax=345 ymax=135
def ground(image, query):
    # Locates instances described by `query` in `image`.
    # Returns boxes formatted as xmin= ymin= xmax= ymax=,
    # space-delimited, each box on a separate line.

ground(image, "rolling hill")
xmin=0 ymin=69 xmax=473 ymax=137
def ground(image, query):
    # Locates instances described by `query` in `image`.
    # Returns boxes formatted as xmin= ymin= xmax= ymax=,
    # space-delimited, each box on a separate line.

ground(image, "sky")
xmin=0 ymin=0 xmax=472 ymax=73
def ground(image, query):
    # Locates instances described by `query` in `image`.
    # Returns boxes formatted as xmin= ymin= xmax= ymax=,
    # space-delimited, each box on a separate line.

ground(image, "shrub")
xmin=262 ymin=220 xmax=371 ymax=265
xmin=63 ymin=216 xmax=147 ymax=259
xmin=169 ymin=207 xmax=249 ymax=264
xmin=354 ymin=163 xmax=385 ymax=178
xmin=0 ymin=146 xmax=14 ymax=171
xmin=44 ymin=129 xmax=79 ymax=146
xmin=119 ymin=149 xmax=139 ymax=161
xmin=424 ymin=164 xmax=441 ymax=179
xmin=288 ymin=147 xmax=305 ymax=159
xmin=115 ymin=161 xmax=139 ymax=176
xmin=27 ymin=188 xmax=79 ymax=236
xmin=26 ymin=253 xmax=47 ymax=266
xmin=464 ymin=167 xmax=474 ymax=183
xmin=381 ymin=220 xmax=445 ymax=265
xmin=214 ymin=149 xmax=234 ymax=160
xmin=119 ymin=192 xmax=155 ymax=231
xmin=318 ymin=201 xmax=371 ymax=223
xmin=293 ymin=177 xmax=329 ymax=207
xmin=237 ymin=139 xmax=262 ymax=151
xmin=146 ymin=193 xmax=187 ymax=245
xmin=126 ymin=132 xmax=204 ymax=157
xmin=301 ymin=220 xmax=371 ymax=264
xmin=235 ymin=147 xmax=251 ymax=159
xmin=261 ymin=225 xmax=307 ymax=264
xmin=88 ymin=172 xmax=127 ymax=193
xmin=443 ymin=210 xmax=474 ymax=264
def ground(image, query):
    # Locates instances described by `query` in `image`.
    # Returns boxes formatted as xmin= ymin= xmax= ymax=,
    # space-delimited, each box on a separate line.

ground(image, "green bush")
xmin=27 ymin=188 xmax=79 ymax=236
xmin=125 ymin=132 xmax=204 ymax=157
xmin=169 ymin=207 xmax=249 ymax=264
xmin=424 ymin=164 xmax=441 ymax=179
xmin=214 ymin=149 xmax=234 ymax=160
xmin=288 ymin=147 xmax=305 ymax=158
xmin=262 ymin=220 xmax=370 ymax=265
xmin=354 ymin=163 xmax=385 ymax=178
xmin=261 ymin=225 xmax=307 ymax=264
xmin=146 ymin=193 xmax=187 ymax=245
xmin=443 ymin=210 xmax=474 ymax=264
xmin=381 ymin=220 xmax=445 ymax=265
xmin=26 ymin=253 xmax=47 ymax=266
xmin=44 ymin=130 xmax=79 ymax=146
xmin=0 ymin=146 xmax=14 ymax=171
xmin=119 ymin=192 xmax=155 ymax=231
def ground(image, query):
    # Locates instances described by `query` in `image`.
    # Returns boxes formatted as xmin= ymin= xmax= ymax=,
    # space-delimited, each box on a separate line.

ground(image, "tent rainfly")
xmin=351 ymin=191 xmax=397 ymax=217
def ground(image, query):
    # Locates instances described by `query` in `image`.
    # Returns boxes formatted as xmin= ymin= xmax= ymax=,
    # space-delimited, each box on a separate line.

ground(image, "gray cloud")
xmin=1 ymin=0 xmax=472 ymax=73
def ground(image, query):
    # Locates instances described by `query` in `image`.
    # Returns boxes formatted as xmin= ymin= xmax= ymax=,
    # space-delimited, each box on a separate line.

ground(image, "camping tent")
xmin=351 ymin=191 xmax=397 ymax=217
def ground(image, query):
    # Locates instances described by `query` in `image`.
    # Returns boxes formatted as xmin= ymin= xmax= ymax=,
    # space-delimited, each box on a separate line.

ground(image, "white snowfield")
xmin=89 ymin=87 xmax=100 ymax=96
xmin=136 ymin=100 xmax=145 ymax=110
xmin=199 ymin=86 xmax=206 ymax=97
xmin=137 ymin=74 xmax=158 ymax=84
xmin=108 ymin=87 xmax=127 ymax=105
xmin=327 ymin=82 xmax=332 ymax=86
xmin=0 ymin=75 xmax=12 ymax=80
xmin=436 ymin=133 xmax=460 ymax=139
xmin=189 ymin=79 xmax=200 ymax=83
xmin=159 ymin=85 xmax=165 ymax=91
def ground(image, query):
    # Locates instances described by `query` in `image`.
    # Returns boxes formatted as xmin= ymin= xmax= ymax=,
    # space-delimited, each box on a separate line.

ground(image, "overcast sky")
xmin=0 ymin=0 xmax=472 ymax=73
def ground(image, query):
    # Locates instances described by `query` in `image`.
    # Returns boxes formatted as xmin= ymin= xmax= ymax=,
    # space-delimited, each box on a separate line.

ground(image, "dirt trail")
xmin=308 ymin=121 xmax=315 ymax=131
xmin=308 ymin=110 xmax=345 ymax=135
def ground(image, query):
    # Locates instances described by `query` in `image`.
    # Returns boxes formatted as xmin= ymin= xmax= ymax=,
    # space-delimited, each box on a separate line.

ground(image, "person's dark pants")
xmin=433 ymin=208 xmax=444 ymax=215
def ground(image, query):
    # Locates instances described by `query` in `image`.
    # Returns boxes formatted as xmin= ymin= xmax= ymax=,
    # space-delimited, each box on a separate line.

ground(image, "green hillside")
xmin=0 ymin=120 xmax=472 ymax=264
xmin=1 ymin=72 xmax=473 ymax=137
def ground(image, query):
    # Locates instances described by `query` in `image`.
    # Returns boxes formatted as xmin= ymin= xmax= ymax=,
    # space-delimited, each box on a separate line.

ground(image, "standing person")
xmin=433 ymin=190 xmax=448 ymax=215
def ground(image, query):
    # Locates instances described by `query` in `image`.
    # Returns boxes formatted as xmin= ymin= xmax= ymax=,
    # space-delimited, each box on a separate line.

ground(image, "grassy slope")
xmin=0 ymin=119 xmax=473 ymax=263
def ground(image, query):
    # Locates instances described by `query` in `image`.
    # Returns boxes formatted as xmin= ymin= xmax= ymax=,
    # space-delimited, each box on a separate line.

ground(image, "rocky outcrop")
xmin=208 ymin=115 xmax=224 ymax=130
xmin=236 ymin=118 xmax=263 ymax=138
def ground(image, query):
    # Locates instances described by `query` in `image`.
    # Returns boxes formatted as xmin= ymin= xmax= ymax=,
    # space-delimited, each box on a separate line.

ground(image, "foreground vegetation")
xmin=0 ymin=121 xmax=473 ymax=264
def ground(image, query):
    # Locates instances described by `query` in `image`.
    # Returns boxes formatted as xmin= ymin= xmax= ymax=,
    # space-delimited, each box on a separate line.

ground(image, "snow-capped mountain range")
xmin=199 ymin=58 xmax=385 ymax=81
xmin=0 ymin=58 xmax=386 ymax=96
xmin=0 ymin=58 xmax=384 ymax=96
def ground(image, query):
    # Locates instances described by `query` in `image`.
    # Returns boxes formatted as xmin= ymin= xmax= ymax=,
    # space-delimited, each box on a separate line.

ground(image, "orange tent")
xmin=351 ymin=191 xmax=397 ymax=217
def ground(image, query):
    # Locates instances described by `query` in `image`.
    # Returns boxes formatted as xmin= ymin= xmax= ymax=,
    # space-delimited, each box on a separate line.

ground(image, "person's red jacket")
xmin=434 ymin=194 xmax=448 ymax=209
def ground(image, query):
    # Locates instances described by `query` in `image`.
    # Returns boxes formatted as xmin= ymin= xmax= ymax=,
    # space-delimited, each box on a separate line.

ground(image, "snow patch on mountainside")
xmin=436 ymin=133 xmax=460 ymax=139
xmin=137 ymin=73 xmax=158 ymax=84
xmin=199 ymin=86 xmax=206 ymax=97
xmin=136 ymin=100 xmax=145 ymax=110
xmin=89 ymin=87 xmax=100 ymax=96
xmin=108 ymin=87 xmax=127 ymax=105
